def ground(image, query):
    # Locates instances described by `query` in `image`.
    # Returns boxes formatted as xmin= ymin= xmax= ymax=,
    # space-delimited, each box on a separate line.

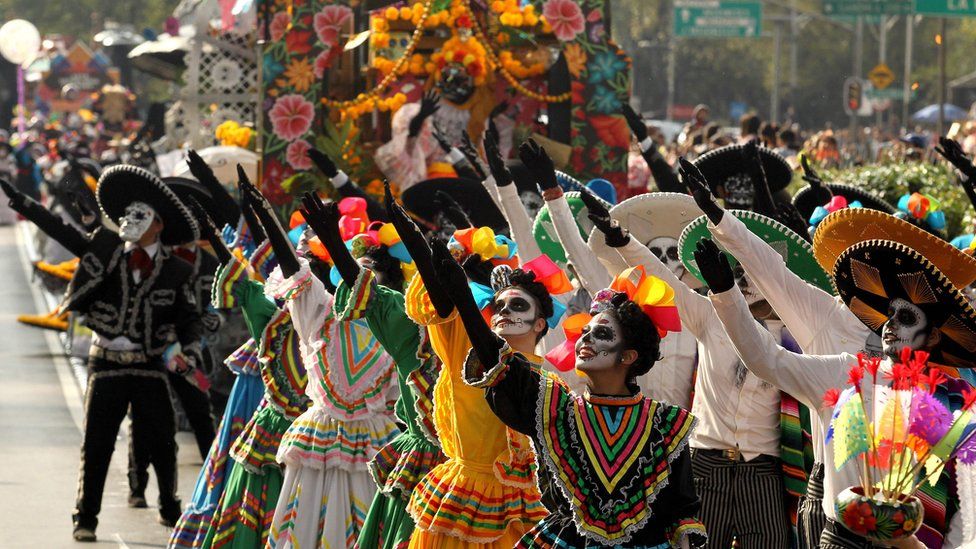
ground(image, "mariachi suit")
xmin=43 ymin=222 xmax=203 ymax=529
xmin=128 ymin=247 xmax=219 ymax=499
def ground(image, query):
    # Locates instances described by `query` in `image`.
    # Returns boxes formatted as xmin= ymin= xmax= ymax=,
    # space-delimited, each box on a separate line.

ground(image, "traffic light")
xmin=845 ymin=78 xmax=862 ymax=115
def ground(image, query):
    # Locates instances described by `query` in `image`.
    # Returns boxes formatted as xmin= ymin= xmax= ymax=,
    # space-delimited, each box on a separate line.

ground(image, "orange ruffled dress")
xmin=404 ymin=276 xmax=548 ymax=548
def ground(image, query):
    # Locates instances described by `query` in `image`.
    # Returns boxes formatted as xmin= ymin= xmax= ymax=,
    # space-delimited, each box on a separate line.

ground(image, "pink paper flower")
xmin=286 ymin=139 xmax=313 ymax=170
xmin=270 ymin=12 xmax=291 ymax=42
xmin=314 ymin=5 xmax=353 ymax=46
xmin=269 ymin=94 xmax=314 ymax=142
xmin=313 ymin=49 xmax=334 ymax=78
xmin=543 ymin=0 xmax=585 ymax=42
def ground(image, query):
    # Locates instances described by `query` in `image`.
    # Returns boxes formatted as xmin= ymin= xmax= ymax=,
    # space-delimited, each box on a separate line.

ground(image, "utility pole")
xmin=850 ymin=16 xmax=864 ymax=143
xmin=902 ymin=15 xmax=914 ymax=131
xmin=772 ymin=21 xmax=782 ymax=123
xmin=938 ymin=18 xmax=947 ymax=136
xmin=789 ymin=0 xmax=798 ymax=124
xmin=876 ymin=18 xmax=889 ymax=129
xmin=667 ymin=31 xmax=676 ymax=120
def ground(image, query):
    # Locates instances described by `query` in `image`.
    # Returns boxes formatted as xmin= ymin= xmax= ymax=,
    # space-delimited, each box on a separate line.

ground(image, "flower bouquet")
xmin=824 ymin=350 xmax=976 ymax=543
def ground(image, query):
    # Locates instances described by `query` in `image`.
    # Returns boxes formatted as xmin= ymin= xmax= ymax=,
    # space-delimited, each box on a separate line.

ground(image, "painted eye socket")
xmin=507 ymin=297 xmax=531 ymax=312
xmin=896 ymin=309 xmax=918 ymax=326
xmin=666 ymin=247 xmax=679 ymax=261
xmin=649 ymin=247 xmax=663 ymax=260
xmin=592 ymin=325 xmax=615 ymax=341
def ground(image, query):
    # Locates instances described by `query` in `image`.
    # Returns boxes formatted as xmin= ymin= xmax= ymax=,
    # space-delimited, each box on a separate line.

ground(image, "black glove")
xmin=679 ymin=157 xmax=724 ymax=225
xmin=518 ymin=138 xmax=558 ymax=192
xmin=489 ymin=100 xmax=509 ymax=121
xmin=241 ymin=201 xmax=267 ymax=246
xmin=385 ymin=182 xmax=454 ymax=317
xmin=693 ymin=239 xmax=735 ymax=294
xmin=580 ymin=187 xmax=628 ymax=248
xmin=238 ymin=164 xmax=300 ymax=277
xmin=0 ymin=178 xmax=27 ymax=210
xmin=935 ymin=137 xmax=976 ymax=179
xmin=799 ymin=154 xmax=824 ymax=188
xmin=622 ymin=104 xmax=648 ymax=142
xmin=431 ymin=123 xmax=453 ymax=154
xmin=409 ymin=91 xmax=440 ymax=138
xmin=201 ymin=311 xmax=223 ymax=332
xmin=484 ymin=120 xmax=513 ymax=187
xmin=186 ymin=197 xmax=233 ymax=264
xmin=435 ymin=190 xmax=472 ymax=229
xmin=307 ymin=148 xmax=339 ymax=178
xmin=186 ymin=149 xmax=222 ymax=190
xmin=459 ymin=132 xmax=487 ymax=180
xmin=299 ymin=192 xmax=360 ymax=287
xmin=742 ymin=141 xmax=777 ymax=218
xmin=431 ymin=239 xmax=505 ymax=370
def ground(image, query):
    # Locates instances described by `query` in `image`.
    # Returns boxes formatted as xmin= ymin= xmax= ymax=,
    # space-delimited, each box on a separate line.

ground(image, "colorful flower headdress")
xmin=809 ymin=195 xmax=862 ymax=229
xmin=430 ymin=34 xmax=488 ymax=86
xmin=447 ymin=226 xmax=519 ymax=268
xmin=474 ymin=255 xmax=573 ymax=330
xmin=896 ymin=192 xmax=946 ymax=232
xmin=545 ymin=265 xmax=681 ymax=372
xmin=824 ymin=350 xmax=976 ymax=506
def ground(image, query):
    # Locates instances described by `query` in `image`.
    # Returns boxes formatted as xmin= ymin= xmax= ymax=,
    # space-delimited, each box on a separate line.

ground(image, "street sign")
xmin=823 ymin=1 xmax=913 ymax=16
xmin=673 ymin=2 xmax=762 ymax=38
xmin=865 ymin=88 xmax=918 ymax=100
xmin=845 ymin=77 xmax=863 ymax=116
xmin=674 ymin=0 xmax=720 ymax=7
xmin=914 ymin=0 xmax=976 ymax=16
xmin=868 ymin=63 xmax=895 ymax=89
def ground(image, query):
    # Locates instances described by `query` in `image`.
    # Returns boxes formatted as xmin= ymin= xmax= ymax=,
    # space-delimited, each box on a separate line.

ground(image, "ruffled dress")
xmin=403 ymin=277 xmax=548 ymax=548
xmin=168 ymin=336 xmax=264 ymax=548
xmin=344 ymin=270 xmax=446 ymax=549
xmin=465 ymin=347 xmax=708 ymax=548
xmin=265 ymin=260 xmax=401 ymax=549
xmin=201 ymin=260 xmax=311 ymax=548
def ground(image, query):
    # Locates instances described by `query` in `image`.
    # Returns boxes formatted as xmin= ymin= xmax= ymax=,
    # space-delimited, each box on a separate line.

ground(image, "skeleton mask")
xmin=437 ymin=64 xmax=475 ymax=104
xmin=722 ymin=174 xmax=754 ymax=210
xmin=733 ymin=264 xmax=766 ymax=306
xmin=647 ymin=236 xmax=683 ymax=279
xmin=575 ymin=311 xmax=624 ymax=372
xmin=881 ymin=298 xmax=930 ymax=360
xmin=491 ymin=288 xmax=541 ymax=337
xmin=118 ymin=202 xmax=157 ymax=242
xmin=520 ymin=191 xmax=545 ymax=220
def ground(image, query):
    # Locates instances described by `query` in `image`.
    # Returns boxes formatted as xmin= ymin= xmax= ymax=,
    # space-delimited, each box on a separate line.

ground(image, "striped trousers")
xmin=691 ymin=449 xmax=790 ymax=548
xmin=797 ymin=463 xmax=827 ymax=549
xmin=818 ymin=519 xmax=879 ymax=548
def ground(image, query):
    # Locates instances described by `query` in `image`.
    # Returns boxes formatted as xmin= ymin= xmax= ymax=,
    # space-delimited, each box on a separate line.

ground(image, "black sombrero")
xmin=692 ymin=144 xmax=793 ymax=195
xmin=834 ymin=239 xmax=976 ymax=369
xmin=792 ymin=182 xmax=895 ymax=221
xmin=97 ymin=165 xmax=199 ymax=245
xmin=401 ymin=177 xmax=507 ymax=231
xmin=163 ymin=176 xmax=240 ymax=229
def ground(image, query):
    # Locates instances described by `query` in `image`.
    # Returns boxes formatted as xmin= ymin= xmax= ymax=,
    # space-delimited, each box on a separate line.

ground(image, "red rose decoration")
xmin=285 ymin=30 xmax=314 ymax=55
xmin=590 ymin=115 xmax=631 ymax=149
xmin=841 ymin=502 xmax=877 ymax=535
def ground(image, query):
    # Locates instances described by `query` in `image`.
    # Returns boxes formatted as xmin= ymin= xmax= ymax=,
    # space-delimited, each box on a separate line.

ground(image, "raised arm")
xmin=307 ymin=148 xmax=387 ymax=222
xmin=186 ymin=149 xmax=241 ymax=226
xmin=186 ymin=198 xmax=233 ymax=265
xmin=485 ymin=126 xmax=541 ymax=261
xmin=936 ymin=137 xmax=976 ymax=215
xmin=299 ymin=191 xmax=360 ymax=288
xmin=623 ymin=105 xmax=683 ymax=193
xmin=694 ymin=238 xmax=847 ymax=408
xmin=240 ymin=201 xmax=266 ymax=246
xmin=237 ymin=165 xmax=300 ymax=278
xmin=0 ymin=178 xmax=89 ymax=257
xmin=386 ymin=183 xmax=454 ymax=318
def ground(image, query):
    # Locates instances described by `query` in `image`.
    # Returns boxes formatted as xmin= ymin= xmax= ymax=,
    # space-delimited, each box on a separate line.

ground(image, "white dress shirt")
xmin=91 ymin=242 xmax=160 ymax=351
xmin=708 ymin=213 xmax=875 ymax=465
xmin=709 ymin=287 xmax=965 ymax=546
xmin=617 ymin=237 xmax=781 ymax=460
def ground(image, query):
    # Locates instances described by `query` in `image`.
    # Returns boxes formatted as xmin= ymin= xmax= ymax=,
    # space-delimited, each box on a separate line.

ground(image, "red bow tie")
xmin=128 ymin=248 xmax=153 ymax=279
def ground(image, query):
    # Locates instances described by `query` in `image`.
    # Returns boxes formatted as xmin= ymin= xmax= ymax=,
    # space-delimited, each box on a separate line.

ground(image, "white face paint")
xmin=647 ymin=236 xmax=684 ymax=279
xmin=118 ymin=202 xmax=156 ymax=242
xmin=881 ymin=298 xmax=930 ymax=359
xmin=733 ymin=264 xmax=766 ymax=306
xmin=491 ymin=288 xmax=540 ymax=337
xmin=575 ymin=311 xmax=624 ymax=372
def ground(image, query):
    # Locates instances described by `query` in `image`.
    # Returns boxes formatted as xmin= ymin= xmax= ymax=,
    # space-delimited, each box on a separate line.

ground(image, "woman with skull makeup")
xmin=233 ymin=173 xmax=402 ymax=549
xmin=418 ymin=224 xmax=706 ymax=548
xmin=694 ymin=234 xmax=976 ymax=549
xmin=386 ymin=191 xmax=567 ymax=548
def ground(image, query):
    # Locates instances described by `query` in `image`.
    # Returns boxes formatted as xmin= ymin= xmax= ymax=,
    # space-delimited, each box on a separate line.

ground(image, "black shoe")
xmin=73 ymin=526 xmax=96 ymax=542
xmin=158 ymin=513 xmax=178 ymax=528
xmin=128 ymin=494 xmax=148 ymax=508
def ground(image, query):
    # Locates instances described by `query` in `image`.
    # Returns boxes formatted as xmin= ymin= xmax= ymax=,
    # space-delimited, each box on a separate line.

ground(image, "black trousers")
xmin=72 ymin=358 xmax=180 ymax=530
xmin=798 ymin=462 xmax=827 ymax=549
xmin=691 ymin=449 xmax=791 ymax=549
xmin=128 ymin=371 xmax=215 ymax=498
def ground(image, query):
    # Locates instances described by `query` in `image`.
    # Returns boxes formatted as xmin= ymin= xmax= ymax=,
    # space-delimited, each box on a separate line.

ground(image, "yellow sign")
xmin=868 ymin=63 xmax=895 ymax=90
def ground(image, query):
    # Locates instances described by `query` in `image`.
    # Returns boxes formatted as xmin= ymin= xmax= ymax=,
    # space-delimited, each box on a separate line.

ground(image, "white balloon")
xmin=0 ymin=19 xmax=41 ymax=65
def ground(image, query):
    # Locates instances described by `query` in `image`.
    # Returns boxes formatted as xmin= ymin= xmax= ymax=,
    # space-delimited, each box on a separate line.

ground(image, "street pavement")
xmin=0 ymin=225 xmax=202 ymax=548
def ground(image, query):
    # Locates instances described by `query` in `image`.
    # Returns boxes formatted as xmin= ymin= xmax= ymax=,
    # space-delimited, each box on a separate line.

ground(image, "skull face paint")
xmin=722 ymin=174 xmax=754 ymax=210
xmin=491 ymin=288 xmax=540 ymax=337
xmin=647 ymin=236 xmax=684 ymax=279
xmin=118 ymin=202 xmax=157 ymax=242
xmin=436 ymin=64 xmax=475 ymax=104
xmin=881 ymin=298 xmax=930 ymax=359
xmin=575 ymin=311 xmax=624 ymax=372
xmin=733 ymin=264 xmax=766 ymax=306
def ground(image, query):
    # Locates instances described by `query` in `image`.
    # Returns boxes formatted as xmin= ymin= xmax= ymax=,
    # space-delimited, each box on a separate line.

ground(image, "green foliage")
xmin=5 ymin=0 xmax=178 ymax=39
xmin=825 ymin=162 xmax=974 ymax=237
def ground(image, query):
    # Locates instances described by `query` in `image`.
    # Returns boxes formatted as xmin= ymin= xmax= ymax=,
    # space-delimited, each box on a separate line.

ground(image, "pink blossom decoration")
xmin=286 ymin=139 xmax=313 ymax=170
xmin=314 ymin=5 xmax=353 ymax=46
xmin=313 ymin=49 xmax=334 ymax=78
xmin=543 ymin=0 xmax=585 ymax=42
xmin=269 ymin=94 xmax=315 ymax=142
xmin=269 ymin=12 xmax=291 ymax=42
